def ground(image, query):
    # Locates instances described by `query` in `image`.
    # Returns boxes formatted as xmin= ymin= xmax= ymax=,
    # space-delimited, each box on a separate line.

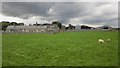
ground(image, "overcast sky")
xmin=0 ymin=2 xmax=118 ymax=27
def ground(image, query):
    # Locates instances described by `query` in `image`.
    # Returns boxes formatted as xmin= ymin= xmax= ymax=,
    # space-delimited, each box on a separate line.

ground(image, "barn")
xmin=97 ymin=25 xmax=113 ymax=30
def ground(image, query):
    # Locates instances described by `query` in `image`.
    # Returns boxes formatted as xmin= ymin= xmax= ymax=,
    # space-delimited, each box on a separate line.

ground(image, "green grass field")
xmin=2 ymin=31 xmax=118 ymax=66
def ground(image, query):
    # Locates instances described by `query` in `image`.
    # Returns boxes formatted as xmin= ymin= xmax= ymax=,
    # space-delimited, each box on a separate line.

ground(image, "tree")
xmin=42 ymin=23 xmax=50 ymax=26
xmin=1 ymin=21 xmax=10 ymax=31
xmin=81 ymin=25 xmax=91 ymax=29
xmin=52 ymin=21 xmax=62 ymax=29
xmin=33 ymin=22 xmax=42 ymax=26
xmin=68 ymin=24 xmax=75 ymax=29
xmin=10 ymin=22 xmax=18 ymax=25
xmin=18 ymin=23 xmax=24 ymax=26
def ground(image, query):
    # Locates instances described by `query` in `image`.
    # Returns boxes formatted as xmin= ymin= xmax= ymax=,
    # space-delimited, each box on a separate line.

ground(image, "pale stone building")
xmin=5 ymin=24 xmax=59 ymax=33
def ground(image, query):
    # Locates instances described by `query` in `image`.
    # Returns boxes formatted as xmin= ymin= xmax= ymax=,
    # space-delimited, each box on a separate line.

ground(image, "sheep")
xmin=98 ymin=38 xmax=105 ymax=43
xmin=107 ymin=38 xmax=111 ymax=42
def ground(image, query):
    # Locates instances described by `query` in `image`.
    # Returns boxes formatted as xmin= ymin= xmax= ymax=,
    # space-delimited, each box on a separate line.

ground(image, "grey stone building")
xmin=75 ymin=25 xmax=81 ymax=30
xmin=5 ymin=24 xmax=60 ymax=33
xmin=96 ymin=25 xmax=113 ymax=30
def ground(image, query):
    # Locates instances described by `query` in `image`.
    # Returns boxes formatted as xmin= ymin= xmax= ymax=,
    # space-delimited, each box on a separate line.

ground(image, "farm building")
xmin=97 ymin=25 xmax=113 ymax=30
xmin=81 ymin=25 xmax=93 ymax=29
xmin=5 ymin=24 xmax=59 ymax=33
xmin=66 ymin=24 xmax=75 ymax=30
xmin=75 ymin=25 xmax=81 ymax=30
xmin=60 ymin=25 xmax=66 ymax=32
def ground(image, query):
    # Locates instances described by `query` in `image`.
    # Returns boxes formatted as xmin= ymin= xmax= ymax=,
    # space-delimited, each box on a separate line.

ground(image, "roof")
xmin=97 ymin=25 xmax=113 ymax=28
xmin=6 ymin=25 xmax=57 ymax=30
xmin=6 ymin=26 xmax=15 ymax=29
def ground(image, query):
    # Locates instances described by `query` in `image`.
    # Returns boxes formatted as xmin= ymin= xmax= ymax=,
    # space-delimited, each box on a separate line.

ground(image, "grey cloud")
xmin=2 ymin=2 xmax=54 ymax=19
xmin=0 ymin=2 xmax=1 ymax=13
xmin=2 ymin=2 xmax=102 ymax=19
xmin=81 ymin=15 xmax=117 ymax=26
xmin=1 ymin=2 xmax=118 ymax=27
xmin=46 ymin=2 xmax=97 ymax=24
xmin=51 ymin=2 xmax=93 ymax=18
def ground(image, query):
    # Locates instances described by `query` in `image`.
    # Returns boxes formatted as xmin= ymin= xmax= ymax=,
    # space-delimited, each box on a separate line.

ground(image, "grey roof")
xmin=6 ymin=26 xmax=47 ymax=30
xmin=97 ymin=25 xmax=113 ymax=28
xmin=6 ymin=26 xmax=15 ymax=29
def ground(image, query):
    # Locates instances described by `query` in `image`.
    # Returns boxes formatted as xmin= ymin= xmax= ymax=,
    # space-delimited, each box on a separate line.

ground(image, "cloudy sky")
xmin=0 ymin=2 xmax=118 ymax=27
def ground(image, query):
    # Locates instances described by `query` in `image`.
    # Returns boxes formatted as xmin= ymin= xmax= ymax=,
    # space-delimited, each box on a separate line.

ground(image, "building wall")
xmin=75 ymin=25 xmax=81 ymax=30
xmin=5 ymin=24 xmax=59 ymax=33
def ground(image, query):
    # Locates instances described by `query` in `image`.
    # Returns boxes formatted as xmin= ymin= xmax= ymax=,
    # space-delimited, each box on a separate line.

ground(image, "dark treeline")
xmin=0 ymin=21 xmax=57 ymax=31
xmin=0 ymin=21 xmax=78 ymax=31
xmin=0 ymin=21 xmax=24 ymax=31
xmin=1 ymin=21 xmax=118 ymax=32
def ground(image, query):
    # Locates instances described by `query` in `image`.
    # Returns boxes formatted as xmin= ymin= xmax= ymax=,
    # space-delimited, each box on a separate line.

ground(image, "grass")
xmin=2 ymin=31 xmax=118 ymax=66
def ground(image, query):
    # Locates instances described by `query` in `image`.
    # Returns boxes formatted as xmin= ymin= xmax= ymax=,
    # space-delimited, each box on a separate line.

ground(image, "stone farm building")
xmin=5 ymin=24 xmax=60 ymax=33
xmin=96 ymin=25 xmax=113 ymax=30
xmin=75 ymin=25 xmax=81 ymax=30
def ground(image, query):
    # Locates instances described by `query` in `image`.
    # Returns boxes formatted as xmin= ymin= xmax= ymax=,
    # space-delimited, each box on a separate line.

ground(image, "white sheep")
xmin=107 ymin=39 xmax=111 ymax=42
xmin=98 ymin=39 xmax=105 ymax=43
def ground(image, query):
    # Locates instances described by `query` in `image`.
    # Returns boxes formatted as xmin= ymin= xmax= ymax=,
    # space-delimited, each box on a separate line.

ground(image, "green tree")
xmin=52 ymin=21 xmax=62 ymax=29
xmin=68 ymin=24 xmax=75 ymax=29
xmin=1 ymin=21 xmax=10 ymax=31
xmin=10 ymin=22 xmax=18 ymax=25
xmin=18 ymin=23 xmax=24 ymax=26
